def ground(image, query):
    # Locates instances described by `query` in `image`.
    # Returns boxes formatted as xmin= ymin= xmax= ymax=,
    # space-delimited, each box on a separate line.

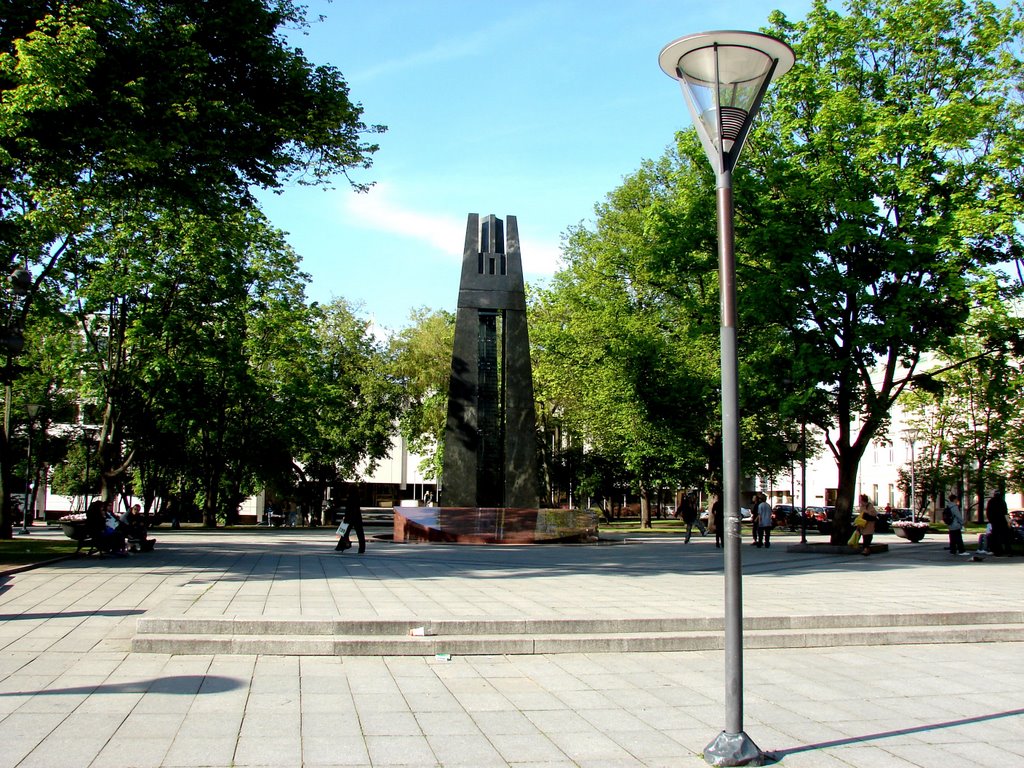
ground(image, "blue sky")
xmin=256 ymin=0 xmax=813 ymax=333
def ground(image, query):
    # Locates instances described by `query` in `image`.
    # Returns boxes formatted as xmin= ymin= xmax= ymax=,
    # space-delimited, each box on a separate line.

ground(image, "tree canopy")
xmin=530 ymin=0 xmax=1024 ymax=532
xmin=0 ymin=1 xmax=386 ymax=535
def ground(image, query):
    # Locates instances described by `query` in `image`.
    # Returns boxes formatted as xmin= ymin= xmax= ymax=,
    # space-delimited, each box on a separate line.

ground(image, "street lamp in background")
xmin=17 ymin=403 xmax=40 ymax=534
xmin=660 ymin=31 xmax=794 ymax=767
xmin=786 ymin=439 xmax=798 ymax=528
xmin=902 ymin=428 xmax=920 ymax=521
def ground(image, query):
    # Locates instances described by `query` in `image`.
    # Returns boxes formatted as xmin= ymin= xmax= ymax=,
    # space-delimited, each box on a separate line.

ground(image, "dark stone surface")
xmin=441 ymin=214 xmax=539 ymax=509
xmin=786 ymin=543 xmax=889 ymax=555
xmin=394 ymin=506 xmax=597 ymax=544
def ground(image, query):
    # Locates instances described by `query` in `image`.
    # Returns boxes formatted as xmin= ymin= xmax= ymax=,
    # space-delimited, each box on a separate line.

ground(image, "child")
xmin=977 ymin=523 xmax=993 ymax=555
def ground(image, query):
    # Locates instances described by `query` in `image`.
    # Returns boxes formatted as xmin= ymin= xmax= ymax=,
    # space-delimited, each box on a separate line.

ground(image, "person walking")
xmin=858 ymin=494 xmax=878 ymax=556
xmin=712 ymin=497 xmax=724 ymax=549
xmin=755 ymin=493 xmax=773 ymax=548
xmin=335 ymin=488 xmax=366 ymax=554
xmin=986 ymin=488 xmax=1013 ymax=557
xmin=945 ymin=493 xmax=966 ymax=555
xmin=681 ymin=493 xmax=700 ymax=543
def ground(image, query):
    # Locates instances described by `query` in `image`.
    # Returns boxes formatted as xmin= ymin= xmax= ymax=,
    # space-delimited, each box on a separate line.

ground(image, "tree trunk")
xmin=0 ymin=422 xmax=12 ymax=539
xmin=640 ymin=484 xmax=652 ymax=528
xmin=830 ymin=453 xmax=859 ymax=545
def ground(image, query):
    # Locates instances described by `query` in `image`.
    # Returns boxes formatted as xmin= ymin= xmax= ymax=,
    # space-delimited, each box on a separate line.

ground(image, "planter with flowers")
xmin=57 ymin=513 xmax=89 ymax=541
xmin=891 ymin=520 xmax=929 ymax=542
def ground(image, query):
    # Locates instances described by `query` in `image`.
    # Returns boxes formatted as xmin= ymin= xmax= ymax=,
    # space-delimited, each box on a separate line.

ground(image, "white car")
xmin=700 ymin=507 xmax=753 ymax=524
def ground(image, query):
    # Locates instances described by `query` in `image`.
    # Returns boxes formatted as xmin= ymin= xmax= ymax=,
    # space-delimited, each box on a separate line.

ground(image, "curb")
xmin=0 ymin=554 xmax=78 ymax=577
xmin=132 ymin=611 xmax=1024 ymax=656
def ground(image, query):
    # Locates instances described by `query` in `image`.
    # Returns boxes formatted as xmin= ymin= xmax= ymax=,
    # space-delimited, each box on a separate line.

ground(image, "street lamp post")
xmin=902 ymin=428 xmax=920 ymax=521
xmin=660 ymin=31 xmax=794 ymax=767
xmin=799 ymin=423 xmax=807 ymax=543
xmin=17 ymin=403 xmax=40 ymax=534
xmin=786 ymin=440 xmax=798 ymax=537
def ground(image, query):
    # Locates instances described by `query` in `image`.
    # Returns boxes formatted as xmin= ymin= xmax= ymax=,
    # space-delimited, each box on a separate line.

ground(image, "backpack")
xmin=942 ymin=506 xmax=953 ymax=525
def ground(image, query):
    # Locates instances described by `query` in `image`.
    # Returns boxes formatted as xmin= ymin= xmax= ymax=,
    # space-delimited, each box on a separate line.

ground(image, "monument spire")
xmin=441 ymin=213 xmax=539 ymax=509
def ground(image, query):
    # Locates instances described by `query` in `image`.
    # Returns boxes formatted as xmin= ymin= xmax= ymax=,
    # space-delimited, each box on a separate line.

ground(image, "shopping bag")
xmin=847 ymin=529 xmax=861 ymax=547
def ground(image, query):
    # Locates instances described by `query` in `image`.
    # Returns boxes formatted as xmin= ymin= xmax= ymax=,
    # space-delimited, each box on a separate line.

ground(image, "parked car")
xmin=889 ymin=507 xmax=914 ymax=521
xmin=782 ymin=505 xmax=824 ymax=532
xmin=773 ymin=504 xmax=802 ymax=531
xmin=813 ymin=506 xmax=839 ymax=534
xmin=699 ymin=507 xmax=753 ymax=526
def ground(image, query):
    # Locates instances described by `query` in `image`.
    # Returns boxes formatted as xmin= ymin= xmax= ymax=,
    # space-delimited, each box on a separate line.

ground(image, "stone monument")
xmin=441 ymin=213 xmax=539 ymax=509
xmin=392 ymin=214 xmax=596 ymax=543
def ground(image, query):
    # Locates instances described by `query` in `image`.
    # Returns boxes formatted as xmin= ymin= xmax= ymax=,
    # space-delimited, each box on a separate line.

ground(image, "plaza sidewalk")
xmin=0 ymin=526 xmax=1021 ymax=767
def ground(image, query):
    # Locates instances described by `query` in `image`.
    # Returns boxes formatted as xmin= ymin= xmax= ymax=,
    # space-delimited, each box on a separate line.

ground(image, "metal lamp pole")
xmin=786 ymin=440 xmax=798 ymax=539
xmin=799 ymin=423 xmax=807 ymax=543
xmin=786 ymin=441 xmax=797 ymax=506
xmin=659 ymin=31 xmax=794 ymax=767
xmin=903 ymin=428 xmax=919 ymax=521
xmin=17 ymin=403 xmax=40 ymax=534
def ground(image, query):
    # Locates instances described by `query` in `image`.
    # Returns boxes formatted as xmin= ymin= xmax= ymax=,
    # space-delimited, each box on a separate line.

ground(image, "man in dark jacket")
xmin=986 ymin=488 xmax=1013 ymax=557
xmin=335 ymin=488 xmax=366 ymax=554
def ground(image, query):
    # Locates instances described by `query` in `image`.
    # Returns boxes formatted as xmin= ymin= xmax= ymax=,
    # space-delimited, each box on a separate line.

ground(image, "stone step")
xmin=131 ymin=612 xmax=1024 ymax=656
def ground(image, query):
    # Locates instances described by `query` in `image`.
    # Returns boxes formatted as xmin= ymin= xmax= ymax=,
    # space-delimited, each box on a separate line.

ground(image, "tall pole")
xmin=18 ymin=417 xmax=33 ymax=534
xmin=910 ymin=439 xmax=917 ymax=521
xmin=800 ymin=423 xmax=807 ymax=543
xmin=659 ymin=31 xmax=793 ymax=766
xmin=84 ymin=433 xmax=92 ymax=511
xmin=789 ymin=457 xmax=795 ymax=508
xmin=716 ymin=170 xmax=746 ymax=739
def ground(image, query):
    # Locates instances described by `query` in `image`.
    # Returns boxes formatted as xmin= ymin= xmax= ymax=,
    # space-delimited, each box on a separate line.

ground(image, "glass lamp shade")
xmin=660 ymin=31 xmax=794 ymax=169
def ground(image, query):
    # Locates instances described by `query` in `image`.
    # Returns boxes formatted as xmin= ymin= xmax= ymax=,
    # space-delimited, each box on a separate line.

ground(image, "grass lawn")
xmin=0 ymin=535 xmax=81 ymax=569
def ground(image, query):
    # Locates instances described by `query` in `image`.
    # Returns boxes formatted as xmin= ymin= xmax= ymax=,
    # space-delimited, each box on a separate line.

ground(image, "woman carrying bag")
xmin=856 ymin=494 xmax=878 ymax=556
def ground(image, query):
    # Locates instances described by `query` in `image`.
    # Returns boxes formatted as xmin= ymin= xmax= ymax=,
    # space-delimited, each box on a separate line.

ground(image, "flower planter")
xmin=893 ymin=526 xmax=927 ymax=542
xmin=60 ymin=520 xmax=89 ymax=541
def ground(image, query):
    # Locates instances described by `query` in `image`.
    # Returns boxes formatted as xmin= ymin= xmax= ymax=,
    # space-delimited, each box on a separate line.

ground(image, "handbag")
xmin=847 ymin=529 xmax=861 ymax=547
xmin=854 ymin=514 xmax=868 ymax=529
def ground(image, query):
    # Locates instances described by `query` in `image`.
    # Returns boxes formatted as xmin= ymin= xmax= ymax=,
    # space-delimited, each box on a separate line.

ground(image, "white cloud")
xmin=341 ymin=185 xmax=561 ymax=277
xmin=350 ymin=10 xmax=548 ymax=84
xmin=519 ymin=236 xmax=562 ymax=277
xmin=344 ymin=185 xmax=464 ymax=255
xmin=351 ymin=35 xmax=491 ymax=83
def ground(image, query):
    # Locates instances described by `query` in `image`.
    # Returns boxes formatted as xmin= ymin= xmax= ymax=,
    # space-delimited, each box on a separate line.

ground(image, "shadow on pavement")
xmin=0 ymin=609 xmax=146 ymax=621
xmin=768 ymin=706 xmax=1024 ymax=758
xmin=0 ymin=674 xmax=244 ymax=697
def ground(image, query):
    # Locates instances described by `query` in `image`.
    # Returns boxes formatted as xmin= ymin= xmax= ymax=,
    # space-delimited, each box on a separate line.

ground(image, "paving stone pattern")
xmin=0 ymin=528 xmax=1021 ymax=767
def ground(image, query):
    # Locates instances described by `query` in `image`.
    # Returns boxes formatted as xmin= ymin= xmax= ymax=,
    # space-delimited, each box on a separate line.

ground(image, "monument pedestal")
xmin=394 ymin=506 xmax=597 ymax=544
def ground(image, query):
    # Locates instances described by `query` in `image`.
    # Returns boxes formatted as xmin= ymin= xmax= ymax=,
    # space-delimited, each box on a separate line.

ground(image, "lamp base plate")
xmin=704 ymin=730 xmax=764 ymax=766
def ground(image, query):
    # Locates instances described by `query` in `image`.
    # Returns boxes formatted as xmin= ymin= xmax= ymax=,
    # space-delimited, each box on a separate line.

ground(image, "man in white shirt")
xmin=755 ymin=493 xmax=774 ymax=548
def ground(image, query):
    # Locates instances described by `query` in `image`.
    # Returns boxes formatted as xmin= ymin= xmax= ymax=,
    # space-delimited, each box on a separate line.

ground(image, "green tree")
xmin=284 ymin=298 xmax=403 ymax=515
xmin=900 ymin=285 xmax=1024 ymax=520
xmin=389 ymin=308 xmax=455 ymax=481
xmin=753 ymin=0 xmax=1024 ymax=541
xmin=0 ymin=0 xmax=384 ymax=535
xmin=530 ymin=145 xmax=745 ymax=527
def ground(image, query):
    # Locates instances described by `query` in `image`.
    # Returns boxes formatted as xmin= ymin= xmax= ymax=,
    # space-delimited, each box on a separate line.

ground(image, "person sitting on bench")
xmin=86 ymin=499 xmax=127 ymax=556
xmin=119 ymin=503 xmax=155 ymax=552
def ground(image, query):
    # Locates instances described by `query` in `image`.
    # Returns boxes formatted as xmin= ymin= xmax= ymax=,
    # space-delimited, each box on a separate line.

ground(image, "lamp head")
xmin=660 ymin=31 xmax=794 ymax=174
xmin=902 ymin=427 xmax=921 ymax=444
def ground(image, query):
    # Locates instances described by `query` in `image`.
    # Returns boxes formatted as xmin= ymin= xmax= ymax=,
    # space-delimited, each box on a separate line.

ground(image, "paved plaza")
xmin=0 ymin=526 xmax=1022 ymax=767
